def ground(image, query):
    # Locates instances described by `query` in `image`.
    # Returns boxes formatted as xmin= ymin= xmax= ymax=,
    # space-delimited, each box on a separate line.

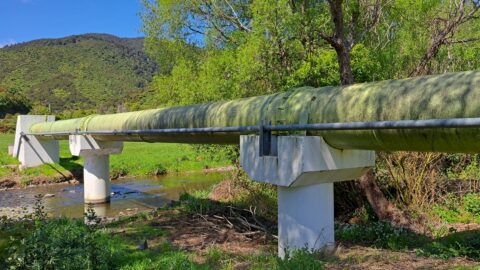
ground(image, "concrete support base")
xmin=13 ymin=115 xmax=59 ymax=168
xmin=84 ymin=154 xmax=110 ymax=204
xmin=240 ymin=135 xmax=375 ymax=258
xmin=278 ymin=183 xmax=334 ymax=258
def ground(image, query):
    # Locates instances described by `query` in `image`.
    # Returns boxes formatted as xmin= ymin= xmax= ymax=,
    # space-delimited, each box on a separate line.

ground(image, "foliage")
xmin=447 ymin=154 xmax=480 ymax=180
xmin=0 ymin=87 xmax=30 ymax=119
xmin=433 ymin=193 xmax=480 ymax=224
xmin=5 ymin=199 xmax=124 ymax=270
xmin=277 ymin=248 xmax=325 ymax=270
xmin=375 ymin=152 xmax=446 ymax=211
xmin=417 ymin=230 xmax=480 ymax=260
xmin=337 ymin=220 xmax=480 ymax=261
xmin=463 ymin=193 xmax=480 ymax=215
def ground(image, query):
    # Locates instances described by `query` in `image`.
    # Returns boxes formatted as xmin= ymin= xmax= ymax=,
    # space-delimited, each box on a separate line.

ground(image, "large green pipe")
xmin=30 ymin=71 xmax=480 ymax=153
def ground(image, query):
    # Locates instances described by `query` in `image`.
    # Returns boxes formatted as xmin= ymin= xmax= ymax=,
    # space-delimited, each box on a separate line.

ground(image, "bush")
xmin=153 ymin=163 xmax=167 ymax=175
xmin=5 ymin=200 xmax=125 ymax=270
xmin=463 ymin=193 xmax=480 ymax=216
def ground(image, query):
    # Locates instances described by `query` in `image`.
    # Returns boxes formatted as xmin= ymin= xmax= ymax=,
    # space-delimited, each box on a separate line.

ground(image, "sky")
xmin=0 ymin=0 xmax=144 ymax=48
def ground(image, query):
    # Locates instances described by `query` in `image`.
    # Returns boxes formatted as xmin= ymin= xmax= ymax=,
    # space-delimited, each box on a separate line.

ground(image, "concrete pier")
xmin=278 ymin=183 xmax=334 ymax=257
xmin=240 ymin=135 xmax=375 ymax=257
xmin=69 ymin=135 xmax=123 ymax=204
xmin=84 ymin=154 xmax=110 ymax=203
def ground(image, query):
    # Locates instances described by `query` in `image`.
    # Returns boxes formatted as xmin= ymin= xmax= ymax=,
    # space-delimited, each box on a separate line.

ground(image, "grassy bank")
xmin=0 ymin=133 xmax=230 ymax=187
xmin=1 ymin=187 xmax=479 ymax=269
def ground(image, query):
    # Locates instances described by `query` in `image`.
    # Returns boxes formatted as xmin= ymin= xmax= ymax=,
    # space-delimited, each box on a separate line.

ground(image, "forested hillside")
xmin=0 ymin=33 xmax=157 ymax=115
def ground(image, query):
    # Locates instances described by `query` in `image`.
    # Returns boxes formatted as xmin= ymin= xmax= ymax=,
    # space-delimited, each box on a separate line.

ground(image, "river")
xmin=0 ymin=172 xmax=224 ymax=218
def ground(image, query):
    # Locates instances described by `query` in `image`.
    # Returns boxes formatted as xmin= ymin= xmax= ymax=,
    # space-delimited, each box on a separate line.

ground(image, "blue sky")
xmin=0 ymin=0 xmax=143 ymax=47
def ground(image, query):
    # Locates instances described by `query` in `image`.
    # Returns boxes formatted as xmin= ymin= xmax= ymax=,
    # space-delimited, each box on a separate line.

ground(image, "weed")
xmin=463 ymin=193 xmax=480 ymax=215
xmin=5 ymin=198 xmax=125 ymax=269
xmin=278 ymin=248 xmax=325 ymax=270
xmin=153 ymin=163 xmax=167 ymax=175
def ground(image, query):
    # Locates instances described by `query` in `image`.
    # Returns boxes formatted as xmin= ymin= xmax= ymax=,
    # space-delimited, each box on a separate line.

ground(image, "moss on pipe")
xmin=30 ymin=71 xmax=480 ymax=153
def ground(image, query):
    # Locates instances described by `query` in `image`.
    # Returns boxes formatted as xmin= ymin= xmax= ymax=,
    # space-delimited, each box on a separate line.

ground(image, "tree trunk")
xmin=334 ymin=45 xmax=354 ymax=85
xmin=324 ymin=0 xmax=415 ymax=229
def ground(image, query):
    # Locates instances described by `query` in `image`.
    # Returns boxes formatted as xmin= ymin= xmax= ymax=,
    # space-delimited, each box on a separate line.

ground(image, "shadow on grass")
xmin=336 ymin=221 xmax=480 ymax=261
xmin=58 ymin=157 xmax=83 ymax=181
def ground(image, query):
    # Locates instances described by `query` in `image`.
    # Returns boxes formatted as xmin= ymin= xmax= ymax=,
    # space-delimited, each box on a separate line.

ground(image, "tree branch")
xmin=445 ymin=37 xmax=480 ymax=44
xmin=222 ymin=0 xmax=251 ymax=32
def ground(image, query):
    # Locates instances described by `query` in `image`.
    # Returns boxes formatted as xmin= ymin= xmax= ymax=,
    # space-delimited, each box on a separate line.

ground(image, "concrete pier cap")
xmin=240 ymin=135 xmax=375 ymax=258
xmin=13 ymin=115 xmax=59 ymax=169
xmin=69 ymin=135 xmax=123 ymax=204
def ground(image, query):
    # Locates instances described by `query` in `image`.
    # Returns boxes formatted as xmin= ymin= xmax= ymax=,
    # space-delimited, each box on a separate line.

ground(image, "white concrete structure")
xmin=240 ymin=135 xmax=375 ymax=258
xmin=69 ymin=135 xmax=123 ymax=204
xmin=13 ymin=115 xmax=59 ymax=169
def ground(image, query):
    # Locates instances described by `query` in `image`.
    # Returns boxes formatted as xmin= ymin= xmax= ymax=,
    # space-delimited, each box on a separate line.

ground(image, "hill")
xmin=0 ymin=33 xmax=157 ymax=113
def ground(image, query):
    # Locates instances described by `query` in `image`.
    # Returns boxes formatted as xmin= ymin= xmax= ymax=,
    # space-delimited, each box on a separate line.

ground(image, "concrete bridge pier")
xmin=240 ymin=135 xmax=375 ymax=258
xmin=13 ymin=115 xmax=59 ymax=169
xmin=69 ymin=135 xmax=123 ymax=204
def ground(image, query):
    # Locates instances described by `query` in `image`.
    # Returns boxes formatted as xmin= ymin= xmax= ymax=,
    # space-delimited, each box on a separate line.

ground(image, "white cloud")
xmin=0 ymin=39 xmax=17 ymax=48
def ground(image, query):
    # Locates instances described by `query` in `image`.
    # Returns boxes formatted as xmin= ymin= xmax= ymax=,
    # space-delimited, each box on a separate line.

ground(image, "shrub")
xmin=463 ymin=193 xmax=480 ymax=216
xmin=5 ymin=199 xmax=125 ymax=270
xmin=153 ymin=163 xmax=167 ymax=175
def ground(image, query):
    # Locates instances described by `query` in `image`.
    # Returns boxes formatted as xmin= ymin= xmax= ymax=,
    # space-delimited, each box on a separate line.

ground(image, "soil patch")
xmin=0 ymin=173 xmax=78 ymax=190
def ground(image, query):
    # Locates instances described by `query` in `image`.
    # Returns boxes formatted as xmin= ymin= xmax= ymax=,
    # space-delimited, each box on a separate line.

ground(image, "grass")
xmin=0 ymin=198 xmax=325 ymax=270
xmin=0 ymin=133 xmax=230 ymax=185
xmin=2 ymin=190 xmax=479 ymax=269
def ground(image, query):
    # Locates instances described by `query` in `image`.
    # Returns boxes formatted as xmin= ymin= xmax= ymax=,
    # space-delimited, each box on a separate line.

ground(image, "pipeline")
xmin=30 ymin=71 xmax=480 ymax=153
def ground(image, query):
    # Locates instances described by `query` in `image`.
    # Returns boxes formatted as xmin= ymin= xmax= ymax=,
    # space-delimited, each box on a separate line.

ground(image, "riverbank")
xmin=0 ymin=133 xmax=231 ymax=189
xmin=2 ymin=181 xmax=479 ymax=269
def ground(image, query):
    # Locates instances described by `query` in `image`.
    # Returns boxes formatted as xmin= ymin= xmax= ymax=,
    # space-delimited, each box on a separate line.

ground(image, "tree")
xmin=410 ymin=0 xmax=480 ymax=76
xmin=142 ymin=0 xmax=480 ymax=227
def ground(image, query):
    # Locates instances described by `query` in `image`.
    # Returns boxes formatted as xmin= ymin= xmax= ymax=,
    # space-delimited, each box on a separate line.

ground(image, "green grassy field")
xmin=0 ymin=133 xmax=229 ymax=183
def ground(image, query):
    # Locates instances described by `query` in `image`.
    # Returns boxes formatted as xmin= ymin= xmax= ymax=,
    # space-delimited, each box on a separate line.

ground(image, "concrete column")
xmin=69 ymin=135 xmax=123 ymax=205
xmin=278 ymin=183 xmax=334 ymax=258
xmin=240 ymin=135 xmax=375 ymax=258
xmin=13 ymin=115 xmax=59 ymax=168
xmin=84 ymin=154 xmax=110 ymax=204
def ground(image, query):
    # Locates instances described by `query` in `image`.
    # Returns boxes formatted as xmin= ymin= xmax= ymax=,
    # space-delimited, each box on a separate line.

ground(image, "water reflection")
xmin=85 ymin=203 xmax=110 ymax=218
xmin=0 ymin=172 xmax=224 ymax=218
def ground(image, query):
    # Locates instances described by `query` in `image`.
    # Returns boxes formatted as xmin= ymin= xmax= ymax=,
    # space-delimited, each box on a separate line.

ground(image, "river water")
xmin=0 ymin=172 xmax=224 ymax=218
